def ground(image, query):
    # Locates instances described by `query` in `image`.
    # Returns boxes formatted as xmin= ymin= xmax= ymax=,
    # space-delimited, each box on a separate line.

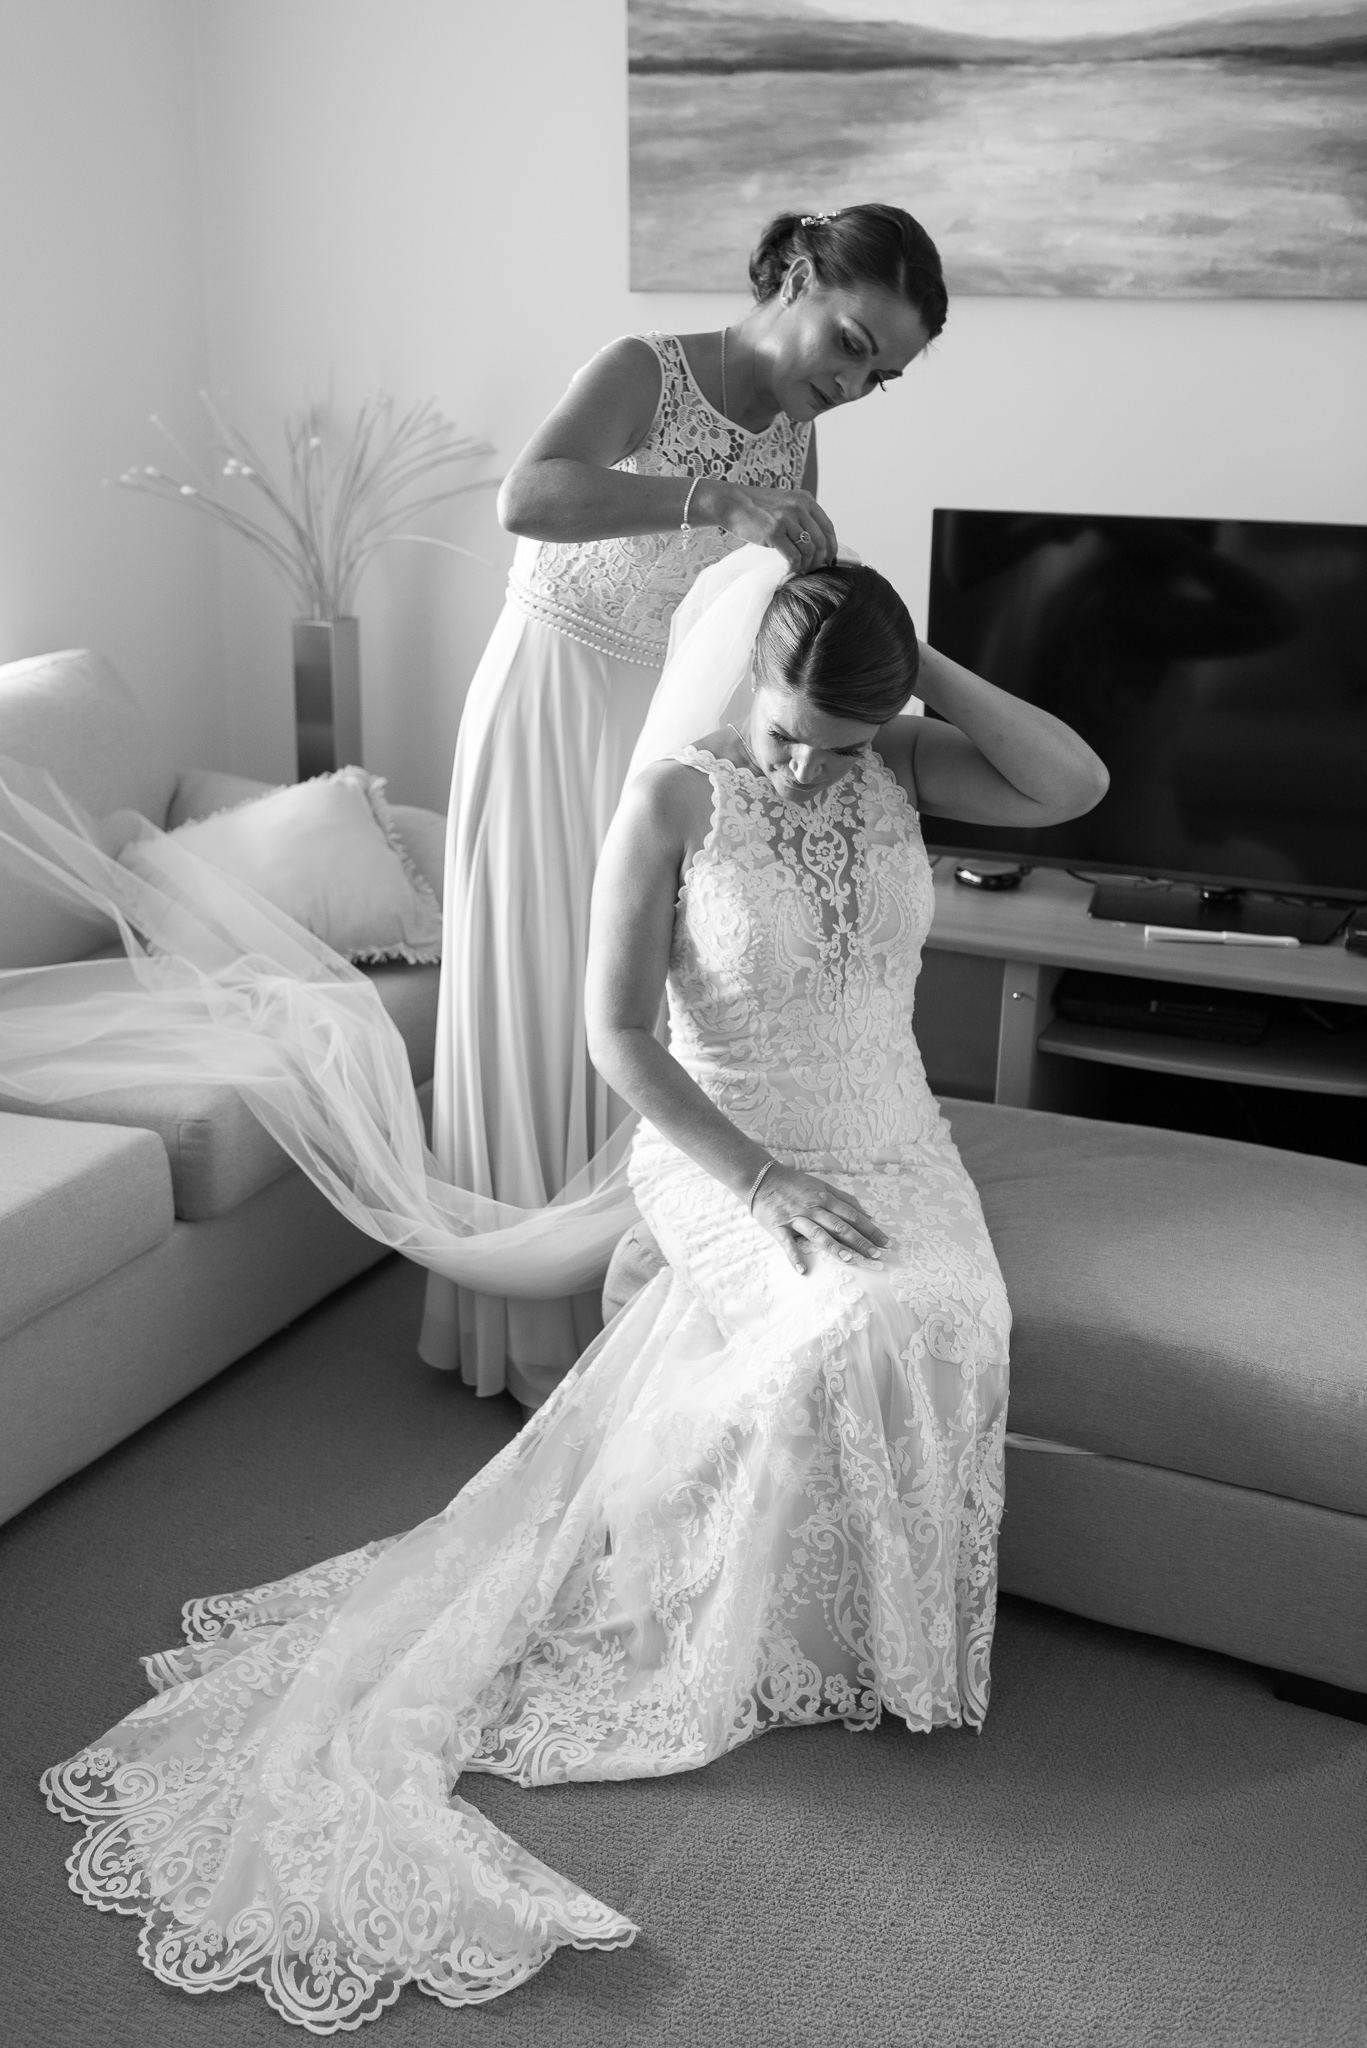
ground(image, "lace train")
xmin=38 ymin=1289 xmax=670 ymax=2029
xmin=43 ymin=1134 xmax=1007 ymax=2028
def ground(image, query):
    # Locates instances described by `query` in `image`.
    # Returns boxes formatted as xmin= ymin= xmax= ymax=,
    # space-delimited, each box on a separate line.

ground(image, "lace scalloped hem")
xmin=40 ymin=1761 xmax=637 ymax=2035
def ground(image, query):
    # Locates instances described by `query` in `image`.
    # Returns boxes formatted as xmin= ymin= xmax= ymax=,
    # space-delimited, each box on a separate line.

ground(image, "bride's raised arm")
xmin=585 ymin=761 xmax=887 ymax=1275
xmin=885 ymin=642 xmax=1109 ymax=826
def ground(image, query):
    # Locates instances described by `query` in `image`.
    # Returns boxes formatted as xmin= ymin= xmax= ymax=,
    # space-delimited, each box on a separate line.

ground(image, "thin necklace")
xmin=729 ymin=720 xmax=760 ymax=770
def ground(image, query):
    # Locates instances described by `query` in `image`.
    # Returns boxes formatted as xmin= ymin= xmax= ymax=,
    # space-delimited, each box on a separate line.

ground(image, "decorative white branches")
xmin=117 ymin=393 xmax=496 ymax=619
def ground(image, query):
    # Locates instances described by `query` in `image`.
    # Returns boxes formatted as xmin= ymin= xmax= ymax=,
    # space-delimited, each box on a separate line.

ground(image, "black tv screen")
xmin=921 ymin=509 xmax=1367 ymax=903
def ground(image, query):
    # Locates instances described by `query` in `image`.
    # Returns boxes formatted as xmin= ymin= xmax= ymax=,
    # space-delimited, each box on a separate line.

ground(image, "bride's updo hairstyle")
xmin=748 ymin=203 xmax=948 ymax=339
xmin=754 ymin=565 xmax=919 ymax=727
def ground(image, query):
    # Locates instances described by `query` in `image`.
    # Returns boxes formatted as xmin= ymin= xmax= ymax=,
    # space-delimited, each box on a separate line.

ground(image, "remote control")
xmin=954 ymin=863 xmax=1031 ymax=892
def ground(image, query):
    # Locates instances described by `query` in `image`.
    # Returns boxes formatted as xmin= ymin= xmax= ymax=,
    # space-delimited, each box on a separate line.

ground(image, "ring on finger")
xmin=797 ymin=529 xmax=813 ymax=546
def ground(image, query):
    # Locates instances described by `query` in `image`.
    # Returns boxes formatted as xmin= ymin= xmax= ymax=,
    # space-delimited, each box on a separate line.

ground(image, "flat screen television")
xmin=921 ymin=509 xmax=1367 ymax=940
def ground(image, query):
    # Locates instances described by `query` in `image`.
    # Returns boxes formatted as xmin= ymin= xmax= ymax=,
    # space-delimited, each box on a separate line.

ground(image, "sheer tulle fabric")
xmin=0 ymin=760 xmax=637 ymax=1296
xmin=624 ymin=541 xmax=789 ymax=782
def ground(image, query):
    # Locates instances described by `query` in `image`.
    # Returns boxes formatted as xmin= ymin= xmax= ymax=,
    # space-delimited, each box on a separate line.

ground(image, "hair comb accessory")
xmin=800 ymin=212 xmax=837 ymax=227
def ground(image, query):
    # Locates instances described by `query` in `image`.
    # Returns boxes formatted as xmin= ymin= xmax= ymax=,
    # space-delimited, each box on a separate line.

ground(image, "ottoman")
xmin=601 ymin=1101 xmax=1367 ymax=1694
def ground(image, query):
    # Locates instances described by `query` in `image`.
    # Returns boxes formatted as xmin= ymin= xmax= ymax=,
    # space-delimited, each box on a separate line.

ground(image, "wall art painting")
xmin=628 ymin=1 xmax=1367 ymax=297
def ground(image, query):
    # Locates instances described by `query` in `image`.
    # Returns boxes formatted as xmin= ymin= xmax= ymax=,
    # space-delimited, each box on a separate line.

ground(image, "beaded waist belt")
xmin=507 ymin=578 xmax=668 ymax=668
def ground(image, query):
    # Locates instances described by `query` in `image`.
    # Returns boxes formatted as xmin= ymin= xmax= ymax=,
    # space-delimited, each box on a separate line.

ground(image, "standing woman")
xmin=420 ymin=203 xmax=947 ymax=1407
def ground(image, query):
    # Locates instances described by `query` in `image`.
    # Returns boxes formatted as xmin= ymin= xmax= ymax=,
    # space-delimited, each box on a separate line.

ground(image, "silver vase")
xmin=292 ymin=616 xmax=362 ymax=779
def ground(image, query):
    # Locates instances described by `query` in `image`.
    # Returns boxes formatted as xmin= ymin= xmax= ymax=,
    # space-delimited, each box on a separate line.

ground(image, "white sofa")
xmin=0 ymin=648 xmax=445 ymax=1525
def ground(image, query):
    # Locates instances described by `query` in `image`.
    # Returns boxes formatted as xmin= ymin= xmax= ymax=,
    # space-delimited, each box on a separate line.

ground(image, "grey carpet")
xmin=1 ymin=1256 xmax=1363 ymax=2048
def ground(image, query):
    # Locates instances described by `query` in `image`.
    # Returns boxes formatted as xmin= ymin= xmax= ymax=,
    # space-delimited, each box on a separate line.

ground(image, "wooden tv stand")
xmin=918 ymin=865 xmax=1367 ymax=1113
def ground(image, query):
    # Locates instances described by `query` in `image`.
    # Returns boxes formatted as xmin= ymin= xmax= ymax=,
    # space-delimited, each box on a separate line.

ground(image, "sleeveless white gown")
xmin=421 ymin=334 xmax=811 ymax=1406
xmin=43 ymin=745 xmax=1010 ymax=2032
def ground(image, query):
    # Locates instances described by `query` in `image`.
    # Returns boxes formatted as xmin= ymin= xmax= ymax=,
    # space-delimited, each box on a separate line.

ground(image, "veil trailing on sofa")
xmin=0 ymin=546 xmax=791 ymax=1298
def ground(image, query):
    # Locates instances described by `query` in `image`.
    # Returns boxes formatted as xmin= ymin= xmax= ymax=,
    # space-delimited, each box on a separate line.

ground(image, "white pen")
xmin=1143 ymin=925 xmax=1300 ymax=949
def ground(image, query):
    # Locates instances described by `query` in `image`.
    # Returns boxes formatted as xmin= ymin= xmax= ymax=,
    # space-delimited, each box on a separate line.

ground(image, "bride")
xmin=36 ymin=554 xmax=1106 ymax=2031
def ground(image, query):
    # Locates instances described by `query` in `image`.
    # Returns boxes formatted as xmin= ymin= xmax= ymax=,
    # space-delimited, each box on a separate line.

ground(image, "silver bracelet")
xmin=746 ymin=1159 xmax=777 ymax=1214
xmin=680 ymin=475 xmax=702 ymax=536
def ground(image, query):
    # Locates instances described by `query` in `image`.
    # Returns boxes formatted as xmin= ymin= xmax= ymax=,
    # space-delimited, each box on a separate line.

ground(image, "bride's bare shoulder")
xmin=616 ymin=755 xmax=715 ymax=843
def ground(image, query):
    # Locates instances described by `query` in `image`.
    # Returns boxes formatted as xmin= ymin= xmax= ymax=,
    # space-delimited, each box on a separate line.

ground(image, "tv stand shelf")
xmin=919 ymin=865 xmax=1367 ymax=1114
xmin=1036 ymin=1015 xmax=1367 ymax=1098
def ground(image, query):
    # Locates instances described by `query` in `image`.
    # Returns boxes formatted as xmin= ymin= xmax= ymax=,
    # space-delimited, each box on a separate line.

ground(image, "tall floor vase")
xmin=293 ymin=616 xmax=362 ymax=778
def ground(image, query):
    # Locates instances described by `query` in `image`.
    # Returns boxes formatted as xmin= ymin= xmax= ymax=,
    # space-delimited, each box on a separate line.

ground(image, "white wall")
xmin=0 ymin=0 xmax=226 ymax=767
xmin=10 ymin=2 xmax=1367 ymax=807
xmin=193 ymin=0 xmax=651 ymax=804
xmin=192 ymin=0 xmax=1367 ymax=810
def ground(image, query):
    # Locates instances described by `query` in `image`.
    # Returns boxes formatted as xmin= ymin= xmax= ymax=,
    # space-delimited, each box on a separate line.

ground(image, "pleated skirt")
xmin=419 ymin=601 xmax=662 ymax=1406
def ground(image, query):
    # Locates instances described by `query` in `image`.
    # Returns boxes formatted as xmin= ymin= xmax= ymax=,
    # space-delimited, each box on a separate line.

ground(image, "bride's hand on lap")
xmin=698 ymin=480 xmax=838 ymax=573
xmin=751 ymin=1164 xmax=889 ymax=1275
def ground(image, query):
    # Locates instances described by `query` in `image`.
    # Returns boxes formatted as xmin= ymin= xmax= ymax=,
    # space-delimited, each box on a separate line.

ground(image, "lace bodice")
xmin=508 ymin=335 xmax=811 ymax=665
xmin=661 ymin=746 xmax=938 ymax=1169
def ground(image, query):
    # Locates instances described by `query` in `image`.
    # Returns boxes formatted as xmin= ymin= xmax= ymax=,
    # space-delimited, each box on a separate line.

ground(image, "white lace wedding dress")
xmin=43 ymin=742 xmax=1011 ymax=2033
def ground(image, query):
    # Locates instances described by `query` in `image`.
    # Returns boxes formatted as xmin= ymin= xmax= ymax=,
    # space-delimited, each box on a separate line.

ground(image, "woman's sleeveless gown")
xmin=44 ymin=746 xmax=1011 ymax=2033
xmin=421 ymin=334 xmax=811 ymax=1406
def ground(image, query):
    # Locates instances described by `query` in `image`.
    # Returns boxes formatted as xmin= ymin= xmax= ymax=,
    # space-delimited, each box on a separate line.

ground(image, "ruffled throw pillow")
xmin=151 ymin=767 xmax=443 ymax=964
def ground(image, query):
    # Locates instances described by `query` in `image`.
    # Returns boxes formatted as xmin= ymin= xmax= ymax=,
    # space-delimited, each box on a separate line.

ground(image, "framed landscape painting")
xmin=628 ymin=0 xmax=1367 ymax=296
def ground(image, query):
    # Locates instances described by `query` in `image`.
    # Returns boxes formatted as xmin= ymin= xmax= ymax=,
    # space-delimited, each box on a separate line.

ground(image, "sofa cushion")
xmin=148 ymin=771 xmax=442 ymax=964
xmin=0 ymin=649 xmax=178 ymax=825
xmin=0 ymin=1110 xmax=173 ymax=1341
xmin=0 ymin=962 xmax=441 ymax=1222
xmin=2 ymin=1077 xmax=296 ymax=1224
xmin=0 ymin=650 xmax=179 ymax=970
xmin=167 ymin=767 xmax=276 ymax=830
xmin=170 ymin=775 xmax=447 ymax=912
xmin=944 ymin=1100 xmax=1367 ymax=1521
xmin=387 ymin=804 xmax=446 ymax=907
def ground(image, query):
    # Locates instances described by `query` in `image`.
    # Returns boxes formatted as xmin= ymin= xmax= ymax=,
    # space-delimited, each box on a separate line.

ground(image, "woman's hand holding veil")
xmin=693 ymin=480 xmax=838 ymax=573
xmin=749 ymin=1162 xmax=889 ymax=1275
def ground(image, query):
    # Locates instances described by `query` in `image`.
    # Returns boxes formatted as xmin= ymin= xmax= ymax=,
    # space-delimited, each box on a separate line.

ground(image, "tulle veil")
xmin=0 ymin=545 xmax=790 ymax=1298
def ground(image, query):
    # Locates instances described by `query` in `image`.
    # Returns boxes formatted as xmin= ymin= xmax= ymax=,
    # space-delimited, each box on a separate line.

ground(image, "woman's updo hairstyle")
xmin=754 ymin=565 xmax=918 ymax=728
xmin=748 ymin=202 xmax=948 ymax=339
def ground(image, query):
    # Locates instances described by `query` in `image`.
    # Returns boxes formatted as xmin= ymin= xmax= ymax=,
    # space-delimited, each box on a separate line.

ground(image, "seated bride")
xmin=38 ymin=553 xmax=1107 ymax=2030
